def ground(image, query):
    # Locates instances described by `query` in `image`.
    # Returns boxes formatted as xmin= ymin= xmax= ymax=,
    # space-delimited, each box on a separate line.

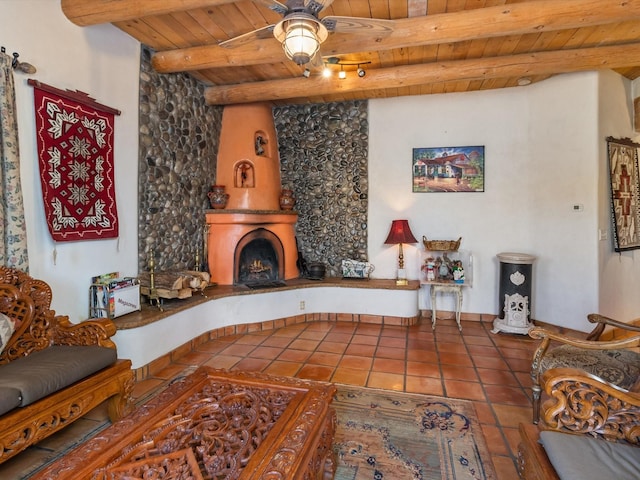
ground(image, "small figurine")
xmin=438 ymin=258 xmax=449 ymax=279
xmin=424 ymin=257 xmax=435 ymax=281
xmin=453 ymin=260 xmax=465 ymax=283
xmin=255 ymin=135 xmax=266 ymax=156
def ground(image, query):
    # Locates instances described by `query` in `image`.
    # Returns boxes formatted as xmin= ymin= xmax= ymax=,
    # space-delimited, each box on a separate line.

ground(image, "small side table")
xmin=430 ymin=283 xmax=463 ymax=331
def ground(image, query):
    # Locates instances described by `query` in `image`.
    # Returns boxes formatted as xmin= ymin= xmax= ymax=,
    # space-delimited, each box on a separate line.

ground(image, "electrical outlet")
xmin=299 ymin=301 xmax=305 ymax=311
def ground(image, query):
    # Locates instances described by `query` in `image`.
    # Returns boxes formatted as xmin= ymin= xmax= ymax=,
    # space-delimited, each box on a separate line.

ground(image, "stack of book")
xmin=89 ymin=272 xmax=141 ymax=319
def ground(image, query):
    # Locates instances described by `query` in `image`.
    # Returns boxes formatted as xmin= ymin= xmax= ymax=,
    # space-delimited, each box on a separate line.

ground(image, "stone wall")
xmin=138 ymin=46 xmax=223 ymax=272
xmin=138 ymin=48 xmax=369 ymax=278
xmin=275 ymin=101 xmax=369 ymax=277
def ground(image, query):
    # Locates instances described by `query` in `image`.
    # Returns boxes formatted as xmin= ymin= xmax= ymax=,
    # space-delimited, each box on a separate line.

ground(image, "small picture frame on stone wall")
xmin=412 ymin=146 xmax=485 ymax=193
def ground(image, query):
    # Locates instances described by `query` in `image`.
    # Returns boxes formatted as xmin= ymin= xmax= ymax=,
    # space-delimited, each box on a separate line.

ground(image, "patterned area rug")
xmin=20 ymin=379 xmax=495 ymax=479
xmin=333 ymin=385 xmax=495 ymax=480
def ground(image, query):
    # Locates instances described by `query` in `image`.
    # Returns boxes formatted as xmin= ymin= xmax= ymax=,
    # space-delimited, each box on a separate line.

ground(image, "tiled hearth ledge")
xmin=111 ymin=278 xmax=422 ymax=381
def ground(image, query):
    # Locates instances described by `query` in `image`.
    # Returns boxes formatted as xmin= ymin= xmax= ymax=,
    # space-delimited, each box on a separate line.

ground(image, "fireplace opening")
xmin=235 ymin=228 xmax=285 ymax=288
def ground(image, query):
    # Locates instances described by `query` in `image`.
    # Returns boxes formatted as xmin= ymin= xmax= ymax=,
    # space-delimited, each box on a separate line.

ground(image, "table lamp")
xmin=384 ymin=219 xmax=418 ymax=285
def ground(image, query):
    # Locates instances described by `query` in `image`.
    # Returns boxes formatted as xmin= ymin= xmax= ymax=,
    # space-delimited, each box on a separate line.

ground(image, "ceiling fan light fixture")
xmin=274 ymin=13 xmax=328 ymax=66
xmin=339 ymin=66 xmax=346 ymax=79
xmin=284 ymin=21 xmax=317 ymax=65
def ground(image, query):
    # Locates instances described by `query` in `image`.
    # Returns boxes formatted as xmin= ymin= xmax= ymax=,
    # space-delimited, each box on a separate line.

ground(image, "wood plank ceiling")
xmin=61 ymin=0 xmax=640 ymax=106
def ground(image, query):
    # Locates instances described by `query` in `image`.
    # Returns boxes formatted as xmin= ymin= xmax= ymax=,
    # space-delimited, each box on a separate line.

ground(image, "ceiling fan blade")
xmin=253 ymin=0 xmax=289 ymax=15
xmin=305 ymin=0 xmax=335 ymax=16
xmin=219 ymin=25 xmax=276 ymax=49
xmin=321 ymin=16 xmax=395 ymax=35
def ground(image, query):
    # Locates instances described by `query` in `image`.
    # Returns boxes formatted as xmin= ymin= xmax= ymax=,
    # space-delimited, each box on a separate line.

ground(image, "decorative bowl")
xmin=341 ymin=260 xmax=375 ymax=279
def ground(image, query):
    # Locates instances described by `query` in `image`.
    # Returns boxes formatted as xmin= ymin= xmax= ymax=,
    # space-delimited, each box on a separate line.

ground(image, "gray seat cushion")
xmin=540 ymin=430 xmax=640 ymax=480
xmin=0 ymin=345 xmax=117 ymax=407
xmin=541 ymin=345 xmax=640 ymax=390
xmin=0 ymin=385 xmax=22 ymax=415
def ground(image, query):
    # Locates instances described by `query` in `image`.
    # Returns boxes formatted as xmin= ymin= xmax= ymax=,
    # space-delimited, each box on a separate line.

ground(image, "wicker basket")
xmin=422 ymin=236 xmax=462 ymax=252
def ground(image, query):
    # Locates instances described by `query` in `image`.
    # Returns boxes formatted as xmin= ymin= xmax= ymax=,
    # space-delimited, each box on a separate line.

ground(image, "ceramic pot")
xmin=208 ymin=185 xmax=229 ymax=209
xmin=279 ymin=189 xmax=295 ymax=211
xmin=307 ymin=262 xmax=326 ymax=280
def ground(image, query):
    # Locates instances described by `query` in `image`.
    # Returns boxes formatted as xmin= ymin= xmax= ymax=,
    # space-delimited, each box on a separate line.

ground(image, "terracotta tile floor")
xmin=3 ymin=316 xmax=543 ymax=479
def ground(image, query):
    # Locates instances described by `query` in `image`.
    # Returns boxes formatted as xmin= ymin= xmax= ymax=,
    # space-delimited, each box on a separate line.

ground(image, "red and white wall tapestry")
xmin=30 ymin=80 xmax=120 ymax=241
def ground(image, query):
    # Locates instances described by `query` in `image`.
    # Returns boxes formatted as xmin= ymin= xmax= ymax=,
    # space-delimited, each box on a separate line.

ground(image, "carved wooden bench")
xmin=0 ymin=267 xmax=134 ymax=463
xmin=529 ymin=313 xmax=640 ymax=424
xmin=520 ymin=315 xmax=640 ymax=478
xmin=518 ymin=366 xmax=640 ymax=479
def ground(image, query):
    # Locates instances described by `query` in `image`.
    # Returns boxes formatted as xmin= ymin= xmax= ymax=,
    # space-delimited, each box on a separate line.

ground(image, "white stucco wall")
xmin=527 ymin=73 xmax=600 ymax=331
xmin=598 ymin=71 xmax=640 ymax=320
xmin=368 ymin=73 xmax=602 ymax=331
xmin=116 ymin=286 xmax=419 ymax=369
xmin=4 ymin=1 xmax=140 ymax=322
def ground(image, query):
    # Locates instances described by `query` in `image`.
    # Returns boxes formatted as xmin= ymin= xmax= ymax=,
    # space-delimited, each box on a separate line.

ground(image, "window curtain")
xmin=0 ymin=51 xmax=28 ymax=270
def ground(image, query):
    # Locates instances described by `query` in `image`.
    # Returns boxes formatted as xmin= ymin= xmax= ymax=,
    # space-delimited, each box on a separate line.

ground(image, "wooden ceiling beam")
xmin=151 ymin=0 xmax=640 ymax=72
xmin=203 ymin=43 xmax=640 ymax=105
xmin=61 ymin=0 xmax=238 ymax=26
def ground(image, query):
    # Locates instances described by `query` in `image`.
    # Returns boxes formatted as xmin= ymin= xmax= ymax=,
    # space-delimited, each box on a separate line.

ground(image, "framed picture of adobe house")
xmin=607 ymin=136 xmax=640 ymax=252
xmin=412 ymin=146 xmax=485 ymax=193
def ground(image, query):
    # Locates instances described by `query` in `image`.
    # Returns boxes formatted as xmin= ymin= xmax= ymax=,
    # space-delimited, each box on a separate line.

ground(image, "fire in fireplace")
xmin=235 ymin=228 xmax=284 ymax=286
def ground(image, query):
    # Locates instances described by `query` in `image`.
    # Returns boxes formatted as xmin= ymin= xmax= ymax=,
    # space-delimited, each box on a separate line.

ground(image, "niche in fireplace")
xmin=235 ymin=228 xmax=285 ymax=287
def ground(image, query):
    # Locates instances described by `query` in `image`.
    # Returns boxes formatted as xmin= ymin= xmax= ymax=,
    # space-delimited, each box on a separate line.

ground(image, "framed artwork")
xmin=607 ymin=136 xmax=640 ymax=252
xmin=412 ymin=146 xmax=485 ymax=192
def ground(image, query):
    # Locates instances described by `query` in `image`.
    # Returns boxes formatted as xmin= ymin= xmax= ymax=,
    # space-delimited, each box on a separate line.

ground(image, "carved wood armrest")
xmin=529 ymin=327 xmax=640 ymax=350
xmin=587 ymin=313 xmax=640 ymax=340
xmin=52 ymin=315 xmax=117 ymax=349
xmin=529 ymin=327 xmax=640 ymax=391
xmin=541 ymin=367 xmax=640 ymax=444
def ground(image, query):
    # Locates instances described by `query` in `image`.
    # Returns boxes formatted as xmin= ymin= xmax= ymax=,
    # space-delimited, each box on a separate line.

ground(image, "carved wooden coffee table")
xmin=32 ymin=367 xmax=337 ymax=480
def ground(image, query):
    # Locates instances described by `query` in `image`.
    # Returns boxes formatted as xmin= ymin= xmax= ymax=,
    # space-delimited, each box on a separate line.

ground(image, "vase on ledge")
xmin=279 ymin=189 xmax=295 ymax=211
xmin=208 ymin=185 xmax=229 ymax=209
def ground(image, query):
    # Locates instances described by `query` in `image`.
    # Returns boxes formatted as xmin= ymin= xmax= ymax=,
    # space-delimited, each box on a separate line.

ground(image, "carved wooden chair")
xmin=529 ymin=314 xmax=640 ymax=426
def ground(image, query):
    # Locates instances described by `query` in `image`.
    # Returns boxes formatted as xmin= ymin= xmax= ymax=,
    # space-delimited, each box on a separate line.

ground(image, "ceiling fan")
xmin=219 ymin=0 xmax=395 ymax=66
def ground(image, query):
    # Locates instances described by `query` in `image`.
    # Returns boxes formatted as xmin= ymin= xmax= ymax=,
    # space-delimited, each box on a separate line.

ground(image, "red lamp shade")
xmin=384 ymin=219 xmax=418 ymax=245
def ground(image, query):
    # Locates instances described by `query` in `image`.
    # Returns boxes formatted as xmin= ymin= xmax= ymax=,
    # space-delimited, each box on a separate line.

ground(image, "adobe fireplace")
xmin=206 ymin=103 xmax=299 ymax=286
